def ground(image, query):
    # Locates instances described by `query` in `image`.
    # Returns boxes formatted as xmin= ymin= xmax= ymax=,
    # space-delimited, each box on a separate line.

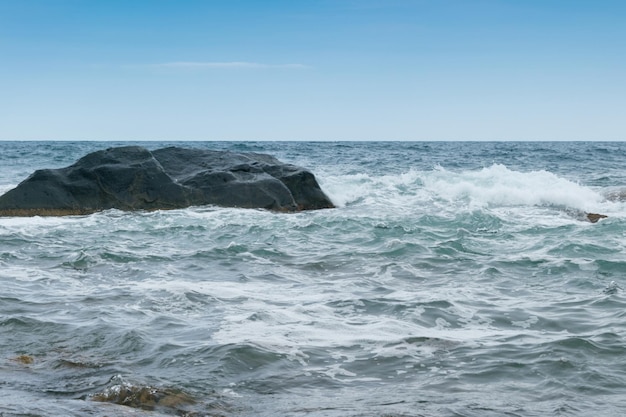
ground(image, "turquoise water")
xmin=1 ymin=141 xmax=625 ymax=416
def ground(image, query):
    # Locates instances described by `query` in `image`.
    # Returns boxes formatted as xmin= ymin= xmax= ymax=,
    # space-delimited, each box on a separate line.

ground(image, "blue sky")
xmin=1 ymin=0 xmax=625 ymax=141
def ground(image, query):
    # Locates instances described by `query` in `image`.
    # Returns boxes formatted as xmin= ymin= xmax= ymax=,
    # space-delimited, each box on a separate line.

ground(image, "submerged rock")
xmin=0 ymin=146 xmax=335 ymax=216
xmin=91 ymin=384 xmax=195 ymax=411
xmin=11 ymin=354 xmax=35 ymax=365
xmin=89 ymin=378 xmax=231 ymax=416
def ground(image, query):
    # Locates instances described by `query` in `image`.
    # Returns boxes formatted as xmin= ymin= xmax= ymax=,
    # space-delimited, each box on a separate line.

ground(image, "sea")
xmin=1 ymin=141 xmax=625 ymax=417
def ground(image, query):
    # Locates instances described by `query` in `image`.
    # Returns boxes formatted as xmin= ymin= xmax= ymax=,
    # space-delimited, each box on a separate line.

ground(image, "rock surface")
xmin=586 ymin=212 xmax=608 ymax=223
xmin=0 ymin=146 xmax=335 ymax=216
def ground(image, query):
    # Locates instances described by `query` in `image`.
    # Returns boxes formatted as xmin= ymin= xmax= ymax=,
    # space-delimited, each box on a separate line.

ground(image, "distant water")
xmin=1 ymin=141 xmax=626 ymax=417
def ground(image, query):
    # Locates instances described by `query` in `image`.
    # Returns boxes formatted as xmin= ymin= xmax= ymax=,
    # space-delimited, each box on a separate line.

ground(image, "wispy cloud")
xmin=153 ymin=61 xmax=309 ymax=70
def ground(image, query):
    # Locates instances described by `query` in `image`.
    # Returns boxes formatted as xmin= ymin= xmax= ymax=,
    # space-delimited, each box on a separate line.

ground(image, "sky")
xmin=0 ymin=0 xmax=625 ymax=141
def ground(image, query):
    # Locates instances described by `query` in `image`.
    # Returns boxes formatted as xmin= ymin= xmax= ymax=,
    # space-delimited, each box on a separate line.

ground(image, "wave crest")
xmin=322 ymin=164 xmax=612 ymax=214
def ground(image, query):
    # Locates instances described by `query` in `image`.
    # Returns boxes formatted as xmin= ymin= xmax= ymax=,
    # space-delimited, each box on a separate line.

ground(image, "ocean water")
xmin=1 ymin=141 xmax=625 ymax=417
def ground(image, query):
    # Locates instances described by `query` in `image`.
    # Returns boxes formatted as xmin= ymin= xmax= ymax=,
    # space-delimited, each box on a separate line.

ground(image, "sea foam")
xmin=422 ymin=164 xmax=604 ymax=211
xmin=322 ymin=163 xmax=608 ymax=214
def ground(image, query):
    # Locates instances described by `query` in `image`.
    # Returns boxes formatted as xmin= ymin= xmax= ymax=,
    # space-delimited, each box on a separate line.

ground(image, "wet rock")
xmin=90 ymin=383 xmax=195 ymax=411
xmin=11 ymin=354 xmax=34 ymax=365
xmin=586 ymin=213 xmax=608 ymax=223
xmin=0 ymin=146 xmax=335 ymax=216
xmin=89 ymin=380 xmax=231 ymax=416
xmin=564 ymin=209 xmax=608 ymax=223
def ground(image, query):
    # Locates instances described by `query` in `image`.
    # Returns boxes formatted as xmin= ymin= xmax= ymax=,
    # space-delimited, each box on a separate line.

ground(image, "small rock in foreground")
xmin=586 ymin=213 xmax=608 ymax=223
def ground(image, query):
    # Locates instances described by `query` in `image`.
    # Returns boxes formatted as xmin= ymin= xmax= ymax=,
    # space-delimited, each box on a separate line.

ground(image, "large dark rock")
xmin=0 ymin=146 xmax=335 ymax=216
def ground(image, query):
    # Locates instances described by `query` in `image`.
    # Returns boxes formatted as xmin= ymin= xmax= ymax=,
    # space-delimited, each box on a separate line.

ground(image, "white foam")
xmin=320 ymin=164 xmax=621 ymax=215
xmin=320 ymin=169 xmax=425 ymax=209
xmin=321 ymin=173 xmax=376 ymax=207
xmin=423 ymin=164 xmax=604 ymax=211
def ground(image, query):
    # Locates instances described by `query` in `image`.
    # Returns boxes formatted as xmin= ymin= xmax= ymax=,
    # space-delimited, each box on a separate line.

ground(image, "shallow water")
xmin=1 ymin=141 xmax=626 ymax=416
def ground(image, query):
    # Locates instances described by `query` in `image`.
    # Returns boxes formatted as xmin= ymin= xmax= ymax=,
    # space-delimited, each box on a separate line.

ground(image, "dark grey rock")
xmin=0 ymin=146 xmax=334 ymax=216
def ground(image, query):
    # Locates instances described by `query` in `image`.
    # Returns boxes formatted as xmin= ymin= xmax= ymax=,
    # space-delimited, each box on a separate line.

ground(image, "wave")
xmin=322 ymin=164 xmax=623 ymax=216
xmin=425 ymin=164 xmax=604 ymax=209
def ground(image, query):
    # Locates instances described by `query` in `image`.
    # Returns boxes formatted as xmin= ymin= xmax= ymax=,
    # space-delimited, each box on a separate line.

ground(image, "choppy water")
xmin=1 ymin=141 xmax=626 ymax=417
